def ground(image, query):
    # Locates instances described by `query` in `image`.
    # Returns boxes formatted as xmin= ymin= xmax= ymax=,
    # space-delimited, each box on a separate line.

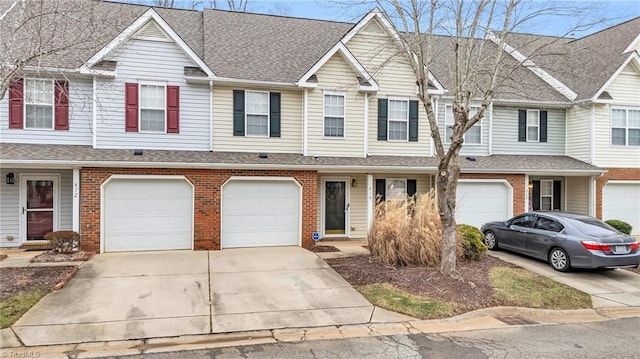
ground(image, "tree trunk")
xmin=437 ymin=160 xmax=461 ymax=275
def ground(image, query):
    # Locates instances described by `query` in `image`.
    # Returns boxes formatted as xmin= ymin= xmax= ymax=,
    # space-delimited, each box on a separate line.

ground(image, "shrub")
xmin=456 ymin=224 xmax=487 ymax=261
xmin=368 ymin=190 xmax=482 ymax=267
xmin=44 ymin=231 xmax=80 ymax=253
xmin=605 ymin=219 xmax=632 ymax=235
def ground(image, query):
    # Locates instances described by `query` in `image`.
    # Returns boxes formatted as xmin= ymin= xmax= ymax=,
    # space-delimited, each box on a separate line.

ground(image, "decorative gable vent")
xmin=362 ymin=20 xmax=385 ymax=35
xmin=133 ymin=20 xmax=171 ymax=42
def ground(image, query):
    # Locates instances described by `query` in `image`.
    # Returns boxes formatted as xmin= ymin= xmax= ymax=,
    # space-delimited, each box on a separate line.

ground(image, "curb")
xmin=53 ymin=266 xmax=80 ymax=291
xmin=4 ymin=305 xmax=639 ymax=358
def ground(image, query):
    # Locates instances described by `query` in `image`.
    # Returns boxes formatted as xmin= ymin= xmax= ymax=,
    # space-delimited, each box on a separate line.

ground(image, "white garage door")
xmin=103 ymin=177 xmax=193 ymax=252
xmin=456 ymin=181 xmax=512 ymax=228
xmin=222 ymin=179 xmax=300 ymax=248
xmin=603 ymin=182 xmax=640 ymax=235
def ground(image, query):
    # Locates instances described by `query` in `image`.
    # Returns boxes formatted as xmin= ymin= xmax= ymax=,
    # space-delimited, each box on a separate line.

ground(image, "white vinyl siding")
xmin=0 ymin=79 xmax=93 ymax=145
xmin=605 ymin=67 xmax=640 ymax=105
xmin=139 ymin=83 xmax=166 ymax=133
xmin=565 ymin=177 xmax=590 ymax=215
xmin=24 ymin=79 xmax=54 ymax=129
xmin=212 ymin=85 xmax=302 ymax=153
xmin=95 ymin=37 xmax=210 ymax=150
xmin=323 ymin=92 xmax=345 ymax=138
xmin=307 ymin=54 xmax=363 ymax=157
xmin=491 ymin=106 xmax=566 ymax=155
xmin=438 ymin=101 xmax=490 ymax=156
xmin=245 ymin=91 xmax=269 ymax=137
xmin=566 ymin=106 xmax=592 ymax=162
xmin=347 ymin=22 xmax=430 ymax=156
xmin=0 ymin=169 xmax=73 ymax=248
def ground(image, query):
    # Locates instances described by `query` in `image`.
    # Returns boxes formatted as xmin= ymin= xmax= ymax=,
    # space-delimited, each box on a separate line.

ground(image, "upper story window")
xmin=245 ymin=91 xmax=270 ymax=137
xmin=388 ymin=99 xmax=409 ymax=141
xmin=518 ymin=109 xmax=547 ymax=143
xmin=323 ymin=92 xmax=345 ymax=138
xmin=445 ymin=105 xmax=482 ymax=145
xmin=233 ymin=90 xmax=280 ymax=138
xmin=8 ymin=78 xmax=69 ymax=131
xmin=612 ymin=108 xmax=640 ymax=146
xmin=24 ymin=79 xmax=54 ymax=129
xmin=139 ymin=84 xmax=166 ymax=133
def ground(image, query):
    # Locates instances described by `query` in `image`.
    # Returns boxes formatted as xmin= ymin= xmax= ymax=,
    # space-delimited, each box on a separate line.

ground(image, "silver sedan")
xmin=480 ymin=212 xmax=640 ymax=272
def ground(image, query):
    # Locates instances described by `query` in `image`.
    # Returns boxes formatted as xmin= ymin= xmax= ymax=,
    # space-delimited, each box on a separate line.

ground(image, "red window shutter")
xmin=166 ymin=85 xmax=179 ymax=133
xmin=54 ymin=80 xmax=69 ymax=130
xmin=8 ymin=79 xmax=24 ymax=129
xmin=125 ymin=83 xmax=139 ymax=132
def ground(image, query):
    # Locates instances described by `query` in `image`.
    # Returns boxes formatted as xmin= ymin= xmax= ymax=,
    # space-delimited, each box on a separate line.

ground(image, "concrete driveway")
xmin=12 ymin=247 xmax=373 ymax=346
xmin=490 ymin=251 xmax=640 ymax=308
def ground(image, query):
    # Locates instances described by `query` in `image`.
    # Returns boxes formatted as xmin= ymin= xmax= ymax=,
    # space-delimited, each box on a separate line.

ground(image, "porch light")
xmin=6 ymin=172 xmax=14 ymax=185
xmin=351 ymin=178 xmax=357 ymax=187
xmin=528 ymin=181 xmax=533 ymax=190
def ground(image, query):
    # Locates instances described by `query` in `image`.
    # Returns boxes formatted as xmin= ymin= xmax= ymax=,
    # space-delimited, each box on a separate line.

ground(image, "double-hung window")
xmin=540 ymin=180 xmax=553 ymax=211
xmin=385 ymin=179 xmax=407 ymax=201
xmin=388 ymin=99 xmax=408 ymax=141
xmin=323 ymin=92 xmax=345 ymax=138
xmin=24 ymin=79 xmax=54 ymax=129
xmin=139 ymin=84 xmax=166 ymax=132
xmin=612 ymin=108 xmax=640 ymax=146
xmin=444 ymin=105 xmax=482 ymax=144
xmin=246 ymin=91 xmax=269 ymax=137
xmin=526 ymin=109 xmax=540 ymax=142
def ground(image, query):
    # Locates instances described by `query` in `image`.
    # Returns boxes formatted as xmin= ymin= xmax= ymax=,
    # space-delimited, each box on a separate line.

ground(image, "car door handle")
xmin=518 ymin=230 xmax=528 ymax=233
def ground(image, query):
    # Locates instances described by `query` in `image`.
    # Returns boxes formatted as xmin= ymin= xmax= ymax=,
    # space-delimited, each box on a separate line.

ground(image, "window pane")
xmin=612 ymin=128 xmax=626 ymax=145
xmin=140 ymin=85 xmax=164 ymax=108
xmin=140 ymin=109 xmax=165 ymax=132
xmin=25 ymin=105 xmax=53 ymax=129
xmin=246 ymin=114 xmax=268 ymax=136
xmin=446 ymin=126 xmax=453 ymax=142
xmin=527 ymin=110 xmax=539 ymax=126
xmin=247 ymin=92 xmax=268 ymax=114
xmin=465 ymin=125 xmax=481 ymax=144
xmin=528 ymin=126 xmax=539 ymax=141
xmin=324 ymin=117 xmax=344 ymax=137
xmin=612 ymin=109 xmax=627 ymax=127
xmin=389 ymin=100 xmax=408 ymax=121
xmin=541 ymin=181 xmax=553 ymax=196
xmin=541 ymin=197 xmax=552 ymax=211
xmin=445 ymin=106 xmax=453 ymax=125
xmin=629 ymin=129 xmax=640 ymax=146
xmin=629 ymin=110 xmax=640 ymax=128
xmin=388 ymin=121 xmax=407 ymax=141
xmin=25 ymin=79 xmax=53 ymax=104
xmin=386 ymin=179 xmax=406 ymax=200
xmin=324 ymin=94 xmax=344 ymax=117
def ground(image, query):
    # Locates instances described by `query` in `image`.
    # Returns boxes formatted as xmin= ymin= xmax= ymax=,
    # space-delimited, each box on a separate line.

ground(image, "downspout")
xmin=488 ymin=101 xmax=493 ymax=155
xmin=431 ymin=98 xmax=437 ymax=156
xmin=303 ymin=89 xmax=308 ymax=156
xmin=92 ymin=76 xmax=97 ymax=148
xmin=363 ymin=92 xmax=369 ymax=158
xmin=589 ymin=106 xmax=595 ymax=164
xmin=209 ymin=80 xmax=214 ymax=151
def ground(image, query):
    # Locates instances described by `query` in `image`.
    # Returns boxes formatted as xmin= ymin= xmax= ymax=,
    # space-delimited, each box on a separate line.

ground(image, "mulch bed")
xmin=30 ymin=251 xmax=95 ymax=263
xmin=0 ymin=266 xmax=76 ymax=301
xmin=308 ymin=245 xmax=340 ymax=253
xmin=326 ymin=255 xmax=518 ymax=313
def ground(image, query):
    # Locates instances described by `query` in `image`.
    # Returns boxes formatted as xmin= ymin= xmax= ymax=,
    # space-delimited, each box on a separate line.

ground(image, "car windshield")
xmin=570 ymin=218 xmax=619 ymax=236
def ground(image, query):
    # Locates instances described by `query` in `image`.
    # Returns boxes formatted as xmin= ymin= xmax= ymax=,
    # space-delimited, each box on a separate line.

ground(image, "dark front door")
xmin=324 ymin=181 xmax=346 ymax=236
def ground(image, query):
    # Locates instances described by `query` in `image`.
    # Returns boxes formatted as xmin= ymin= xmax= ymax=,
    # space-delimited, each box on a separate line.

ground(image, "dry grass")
xmin=368 ymin=191 xmax=465 ymax=267
xmin=358 ymin=283 xmax=457 ymax=319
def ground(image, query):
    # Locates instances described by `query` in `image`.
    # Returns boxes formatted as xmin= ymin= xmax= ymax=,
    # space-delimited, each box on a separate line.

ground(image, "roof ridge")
xmin=203 ymin=7 xmax=355 ymax=25
xmin=571 ymin=16 xmax=640 ymax=42
xmin=98 ymin=0 xmax=199 ymax=13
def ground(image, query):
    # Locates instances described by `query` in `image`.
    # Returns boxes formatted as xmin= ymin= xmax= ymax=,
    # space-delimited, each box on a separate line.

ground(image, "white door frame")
xmin=320 ymin=177 xmax=350 ymax=238
xmin=19 ymin=174 xmax=61 ymax=244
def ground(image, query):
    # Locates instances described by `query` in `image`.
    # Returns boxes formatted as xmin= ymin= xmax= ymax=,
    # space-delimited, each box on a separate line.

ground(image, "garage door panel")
xmin=104 ymin=178 xmax=193 ymax=252
xmin=456 ymin=182 xmax=511 ymax=228
xmin=603 ymin=183 xmax=640 ymax=235
xmin=222 ymin=180 xmax=300 ymax=248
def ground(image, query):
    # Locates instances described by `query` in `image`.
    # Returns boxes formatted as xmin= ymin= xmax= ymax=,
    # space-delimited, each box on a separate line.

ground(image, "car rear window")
xmin=570 ymin=218 xmax=619 ymax=236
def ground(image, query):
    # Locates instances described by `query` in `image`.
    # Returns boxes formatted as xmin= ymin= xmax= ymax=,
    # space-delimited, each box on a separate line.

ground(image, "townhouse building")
xmin=0 ymin=2 xmax=638 ymax=253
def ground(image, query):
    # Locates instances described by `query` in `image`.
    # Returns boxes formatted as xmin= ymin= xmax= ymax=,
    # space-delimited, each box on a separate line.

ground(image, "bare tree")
xmin=370 ymin=0 xmax=606 ymax=275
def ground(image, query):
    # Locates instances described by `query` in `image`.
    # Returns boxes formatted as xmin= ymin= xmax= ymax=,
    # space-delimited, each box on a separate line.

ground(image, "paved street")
xmin=105 ymin=317 xmax=640 ymax=359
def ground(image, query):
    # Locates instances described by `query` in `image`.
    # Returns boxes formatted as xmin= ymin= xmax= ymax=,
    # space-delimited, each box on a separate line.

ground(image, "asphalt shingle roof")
xmin=0 ymin=143 xmax=604 ymax=174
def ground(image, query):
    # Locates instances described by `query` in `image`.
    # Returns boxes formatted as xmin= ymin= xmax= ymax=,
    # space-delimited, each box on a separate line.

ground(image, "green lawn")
xmin=0 ymin=287 xmax=50 ymax=329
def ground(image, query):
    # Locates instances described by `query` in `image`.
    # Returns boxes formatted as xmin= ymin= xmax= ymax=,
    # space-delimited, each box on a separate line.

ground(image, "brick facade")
xmin=80 ymin=167 xmax=318 ymax=253
xmin=459 ymin=173 xmax=527 ymax=216
xmin=595 ymin=167 xmax=640 ymax=219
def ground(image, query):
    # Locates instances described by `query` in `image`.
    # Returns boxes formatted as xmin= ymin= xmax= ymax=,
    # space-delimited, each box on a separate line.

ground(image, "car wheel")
xmin=549 ymin=247 xmax=571 ymax=272
xmin=484 ymin=231 xmax=499 ymax=250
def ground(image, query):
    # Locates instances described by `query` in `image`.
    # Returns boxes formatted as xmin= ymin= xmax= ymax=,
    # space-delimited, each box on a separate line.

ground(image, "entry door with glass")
xmin=22 ymin=176 xmax=58 ymax=241
xmin=324 ymin=180 xmax=348 ymax=237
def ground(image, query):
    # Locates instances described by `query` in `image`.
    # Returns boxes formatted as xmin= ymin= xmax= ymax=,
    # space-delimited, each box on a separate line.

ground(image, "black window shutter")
xmin=377 ymin=99 xmax=388 ymax=141
xmin=540 ymin=110 xmax=548 ymax=143
xmin=407 ymin=179 xmax=417 ymax=196
xmin=233 ymin=90 xmax=245 ymax=136
xmin=553 ymin=180 xmax=561 ymax=210
xmin=269 ymin=92 xmax=281 ymax=137
xmin=375 ymin=179 xmax=386 ymax=203
xmin=408 ymin=100 xmax=419 ymax=142
xmin=532 ymin=180 xmax=541 ymax=211
xmin=518 ymin=109 xmax=526 ymax=142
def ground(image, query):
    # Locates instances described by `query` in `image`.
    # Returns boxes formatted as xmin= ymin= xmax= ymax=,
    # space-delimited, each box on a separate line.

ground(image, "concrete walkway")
xmin=490 ymin=251 xmax=640 ymax=308
xmin=9 ymin=247 xmax=378 ymax=346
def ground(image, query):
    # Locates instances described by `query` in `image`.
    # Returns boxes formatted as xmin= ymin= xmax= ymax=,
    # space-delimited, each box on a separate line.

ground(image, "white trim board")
xmin=591 ymin=52 xmax=640 ymax=102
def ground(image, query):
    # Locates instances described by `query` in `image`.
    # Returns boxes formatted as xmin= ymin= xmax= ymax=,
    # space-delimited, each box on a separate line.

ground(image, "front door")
xmin=21 ymin=176 xmax=58 ymax=242
xmin=323 ymin=180 xmax=348 ymax=237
